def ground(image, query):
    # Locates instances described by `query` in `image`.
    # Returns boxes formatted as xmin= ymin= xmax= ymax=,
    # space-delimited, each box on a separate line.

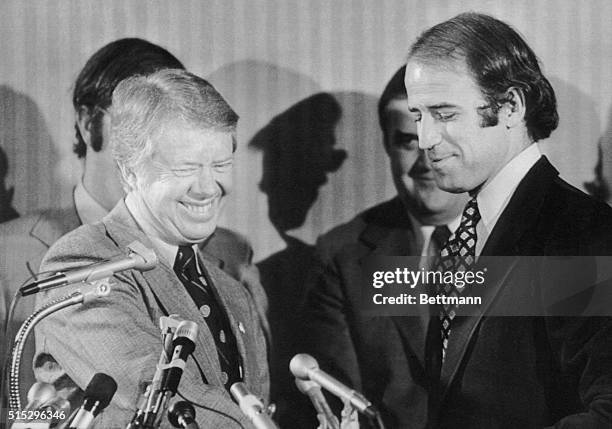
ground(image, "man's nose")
xmin=191 ymin=167 xmax=219 ymax=197
xmin=417 ymin=116 xmax=442 ymax=150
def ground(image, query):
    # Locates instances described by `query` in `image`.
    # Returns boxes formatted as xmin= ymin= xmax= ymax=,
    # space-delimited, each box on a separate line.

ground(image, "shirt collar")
xmin=407 ymin=209 xmax=462 ymax=255
xmin=74 ymin=180 xmax=109 ymax=225
xmin=477 ymin=143 xmax=541 ymax=234
xmin=124 ymin=193 xmax=199 ymax=269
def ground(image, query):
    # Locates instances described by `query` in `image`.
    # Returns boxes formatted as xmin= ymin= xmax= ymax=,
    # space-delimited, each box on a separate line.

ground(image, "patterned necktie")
xmin=431 ymin=225 xmax=451 ymax=258
xmin=436 ymin=197 xmax=481 ymax=356
xmin=173 ymin=245 xmax=242 ymax=390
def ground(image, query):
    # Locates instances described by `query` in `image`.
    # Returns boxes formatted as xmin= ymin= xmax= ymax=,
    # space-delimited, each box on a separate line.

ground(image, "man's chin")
xmin=178 ymin=225 xmax=217 ymax=244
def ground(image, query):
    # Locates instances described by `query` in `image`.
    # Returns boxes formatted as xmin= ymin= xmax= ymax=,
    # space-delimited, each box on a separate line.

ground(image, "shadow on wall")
xmin=249 ymin=92 xmax=347 ymax=427
xmin=546 ymin=78 xmax=600 ymax=199
xmin=0 ymin=85 xmax=58 ymax=215
xmin=585 ymin=102 xmax=612 ymax=203
xmin=0 ymin=146 xmax=18 ymax=222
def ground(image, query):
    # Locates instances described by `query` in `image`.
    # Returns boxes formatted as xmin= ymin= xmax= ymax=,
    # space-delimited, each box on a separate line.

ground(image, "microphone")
xmin=167 ymin=401 xmax=199 ymax=429
xmin=68 ymin=373 xmax=117 ymax=429
xmin=139 ymin=321 xmax=199 ymax=429
xmin=230 ymin=382 xmax=279 ymax=429
xmin=294 ymin=378 xmax=339 ymax=429
xmin=24 ymin=382 xmax=57 ymax=411
xmin=161 ymin=320 xmax=198 ymax=395
xmin=289 ymin=354 xmax=378 ymax=420
xmin=20 ymin=241 xmax=157 ymax=296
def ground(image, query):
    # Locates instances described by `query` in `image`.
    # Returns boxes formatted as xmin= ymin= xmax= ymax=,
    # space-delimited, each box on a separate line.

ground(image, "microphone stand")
xmin=7 ymin=280 xmax=111 ymax=413
xmin=339 ymin=401 xmax=386 ymax=429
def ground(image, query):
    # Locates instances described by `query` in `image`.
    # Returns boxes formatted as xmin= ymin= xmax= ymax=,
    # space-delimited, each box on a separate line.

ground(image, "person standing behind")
xmin=302 ymin=65 xmax=467 ymax=428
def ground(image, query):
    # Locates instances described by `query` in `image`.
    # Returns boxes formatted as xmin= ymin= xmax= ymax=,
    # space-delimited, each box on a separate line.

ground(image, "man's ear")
xmin=76 ymin=106 xmax=94 ymax=146
xmin=503 ymin=87 xmax=526 ymax=129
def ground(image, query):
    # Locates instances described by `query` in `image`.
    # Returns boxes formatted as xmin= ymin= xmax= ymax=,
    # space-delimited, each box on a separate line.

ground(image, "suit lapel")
xmin=357 ymin=198 xmax=432 ymax=369
xmin=30 ymin=204 xmax=81 ymax=248
xmin=439 ymin=156 xmax=559 ymax=399
xmin=102 ymin=201 xmax=225 ymax=387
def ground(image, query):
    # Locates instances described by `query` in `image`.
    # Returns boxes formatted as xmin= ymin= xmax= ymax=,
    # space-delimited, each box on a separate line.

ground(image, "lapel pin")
xmin=238 ymin=322 xmax=246 ymax=334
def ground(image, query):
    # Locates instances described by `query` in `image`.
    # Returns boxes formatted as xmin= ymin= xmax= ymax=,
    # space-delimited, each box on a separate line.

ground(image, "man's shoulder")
xmin=0 ymin=207 xmax=79 ymax=244
xmin=543 ymin=176 xmax=612 ymax=249
xmin=548 ymin=177 xmax=612 ymax=222
xmin=316 ymin=198 xmax=406 ymax=261
xmin=0 ymin=211 xmax=50 ymax=239
xmin=42 ymin=221 xmax=117 ymax=267
xmin=207 ymin=226 xmax=252 ymax=256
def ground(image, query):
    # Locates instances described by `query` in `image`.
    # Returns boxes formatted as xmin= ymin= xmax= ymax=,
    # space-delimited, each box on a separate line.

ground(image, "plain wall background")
xmin=1 ymin=0 xmax=612 ymax=261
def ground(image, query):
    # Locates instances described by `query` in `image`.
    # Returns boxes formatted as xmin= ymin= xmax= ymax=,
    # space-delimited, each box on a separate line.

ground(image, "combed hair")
xmin=378 ymin=65 xmax=407 ymax=141
xmin=72 ymin=38 xmax=184 ymax=158
xmin=110 ymin=68 xmax=238 ymax=185
xmin=409 ymin=12 xmax=558 ymax=142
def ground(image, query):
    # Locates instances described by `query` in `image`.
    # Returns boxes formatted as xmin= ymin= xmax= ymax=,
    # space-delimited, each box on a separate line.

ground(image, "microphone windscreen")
xmin=167 ymin=401 xmax=196 ymax=428
xmin=84 ymin=373 xmax=118 ymax=410
xmin=289 ymin=354 xmax=319 ymax=380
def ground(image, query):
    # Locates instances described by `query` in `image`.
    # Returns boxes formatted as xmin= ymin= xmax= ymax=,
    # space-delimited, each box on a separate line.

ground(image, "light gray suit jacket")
xmin=34 ymin=201 xmax=269 ymax=428
xmin=0 ymin=197 xmax=267 ymax=406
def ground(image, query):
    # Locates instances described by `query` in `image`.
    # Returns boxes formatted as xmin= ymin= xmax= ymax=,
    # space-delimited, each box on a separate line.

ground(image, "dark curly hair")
xmin=72 ymin=38 xmax=184 ymax=158
xmin=408 ymin=12 xmax=558 ymax=142
xmin=377 ymin=65 xmax=407 ymax=144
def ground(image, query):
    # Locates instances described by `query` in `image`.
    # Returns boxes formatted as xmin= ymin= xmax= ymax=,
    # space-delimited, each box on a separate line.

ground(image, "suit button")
xmin=200 ymin=305 xmax=211 ymax=317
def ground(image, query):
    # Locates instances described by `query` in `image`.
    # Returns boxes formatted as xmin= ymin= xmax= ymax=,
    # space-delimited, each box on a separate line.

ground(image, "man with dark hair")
xmin=34 ymin=69 xmax=269 ymax=428
xmin=404 ymin=12 xmax=612 ymax=427
xmin=302 ymin=65 xmax=466 ymax=427
xmin=1 ymin=38 xmax=264 ymax=407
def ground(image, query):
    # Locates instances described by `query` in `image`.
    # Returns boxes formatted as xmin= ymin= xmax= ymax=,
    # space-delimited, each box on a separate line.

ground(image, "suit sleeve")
xmin=541 ymin=252 xmax=612 ymax=427
xmin=543 ymin=316 xmax=612 ymax=428
xmin=302 ymin=243 xmax=363 ymax=397
xmin=34 ymin=245 xmax=252 ymax=428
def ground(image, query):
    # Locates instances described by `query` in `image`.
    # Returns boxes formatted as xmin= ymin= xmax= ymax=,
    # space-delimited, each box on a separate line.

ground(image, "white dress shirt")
xmin=408 ymin=211 xmax=461 ymax=269
xmin=475 ymin=143 xmax=542 ymax=256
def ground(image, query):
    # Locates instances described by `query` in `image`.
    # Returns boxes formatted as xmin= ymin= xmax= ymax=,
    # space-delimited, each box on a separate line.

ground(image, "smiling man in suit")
xmin=404 ymin=12 xmax=612 ymax=428
xmin=1 ymin=39 xmax=264 ymax=407
xmin=34 ymin=69 xmax=269 ymax=428
xmin=302 ymin=66 xmax=467 ymax=428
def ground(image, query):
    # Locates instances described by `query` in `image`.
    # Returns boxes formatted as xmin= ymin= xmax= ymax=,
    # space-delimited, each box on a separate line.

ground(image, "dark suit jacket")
xmin=303 ymin=196 xmax=428 ymax=428
xmin=425 ymin=156 xmax=612 ymax=428
xmin=33 ymin=201 xmax=269 ymax=428
xmin=305 ymin=157 xmax=612 ymax=428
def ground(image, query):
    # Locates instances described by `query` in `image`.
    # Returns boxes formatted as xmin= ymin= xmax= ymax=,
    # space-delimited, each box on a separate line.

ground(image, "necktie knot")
xmin=431 ymin=225 xmax=451 ymax=250
xmin=461 ymin=196 xmax=481 ymax=228
xmin=174 ymin=245 xmax=198 ymax=279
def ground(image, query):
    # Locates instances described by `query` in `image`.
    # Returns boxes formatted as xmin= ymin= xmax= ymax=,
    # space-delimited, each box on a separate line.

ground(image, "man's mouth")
xmin=180 ymin=199 xmax=216 ymax=215
xmin=429 ymin=154 xmax=455 ymax=167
